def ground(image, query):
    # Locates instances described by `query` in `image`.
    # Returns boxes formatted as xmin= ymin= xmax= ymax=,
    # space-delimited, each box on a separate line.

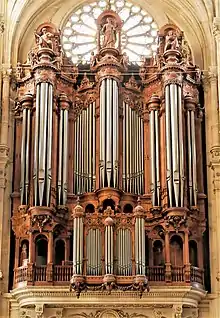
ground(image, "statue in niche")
xmin=102 ymin=18 xmax=117 ymax=48
xmin=20 ymin=243 xmax=28 ymax=266
xmin=35 ymin=27 xmax=54 ymax=50
xmin=164 ymin=30 xmax=179 ymax=51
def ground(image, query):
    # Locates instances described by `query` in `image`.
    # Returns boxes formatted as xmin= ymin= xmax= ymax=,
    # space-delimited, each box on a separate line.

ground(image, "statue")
xmin=27 ymin=48 xmax=38 ymax=67
xmin=164 ymin=30 xmax=179 ymax=51
xmin=182 ymin=40 xmax=192 ymax=65
xmin=16 ymin=62 xmax=24 ymax=80
xmin=35 ymin=27 xmax=54 ymax=50
xmin=121 ymin=52 xmax=129 ymax=69
xmin=102 ymin=18 xmax=117 ymax=48
xmin=20 ymin=243 xmax=28 ymax=266
xmin=90 ymin=51 xmax=97 ymax=67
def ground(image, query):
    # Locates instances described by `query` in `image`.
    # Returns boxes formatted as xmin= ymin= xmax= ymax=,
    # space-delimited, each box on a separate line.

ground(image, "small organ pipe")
xmin=187 ymin=110 xmax=193 ymax=205
xmin=150 ymin=110 xmax=156 ymax=205
xmin=155 ymin=110 xmax=160 ymax=204
xmin=25 ymin=108 xmax=31 ymax=204
xmin=58 ymin=110 xmax=63 ymax=204
xmin=191 ymin=110 xmax=197 ymax=205
xmin=92 ymin=102 xmax=96 ymax=190
xmin=20 ymin=108 xmax=27 ymax=204
xmin=63 ymin=108 xmax=68 ymax=204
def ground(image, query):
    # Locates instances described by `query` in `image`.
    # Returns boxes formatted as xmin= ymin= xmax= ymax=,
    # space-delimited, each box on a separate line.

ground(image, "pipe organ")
xmin=12 ymin=14 xmax=207 ymax=298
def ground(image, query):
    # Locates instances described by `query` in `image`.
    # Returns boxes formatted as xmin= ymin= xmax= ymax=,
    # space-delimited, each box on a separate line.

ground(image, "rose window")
xmin=62 ymin=0 xmax=158 ymax=64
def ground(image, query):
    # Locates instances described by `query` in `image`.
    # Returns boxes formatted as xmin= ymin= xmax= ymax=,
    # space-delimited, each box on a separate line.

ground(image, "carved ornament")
xmin=31 ymin=214 xmax=53 ymax=232
xmin=165 ymin=215 xmax=187 ymax=232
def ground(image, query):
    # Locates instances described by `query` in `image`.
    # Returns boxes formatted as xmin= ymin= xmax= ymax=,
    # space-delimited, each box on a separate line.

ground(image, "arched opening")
xmin=85 ymin=204 xmax=95 ymax=213
xmin=35 ymin=235 xmax=48 ymax=266
xmin=153 ymin=240 xmax=164 ymax=266
xmin=19 ymin=240 xmax=29 ymax=267
xmin=54 ymin=239 xmax=65 ymax=265
xmin=103 ymin=199 xmax=115 ymax=211
xmin=189 ymin=240 xmax=198 ymax=267
xmin=123 ymin=204 xmax=133 ymax=213
xmin=145 ymin=235 xmax=149 ymax=266
xmin=170 ymin=235 xmax=183 ymax=266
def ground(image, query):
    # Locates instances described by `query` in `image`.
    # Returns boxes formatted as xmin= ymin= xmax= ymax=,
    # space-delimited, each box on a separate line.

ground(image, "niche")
xmin=19 ymin=240 xmax=29 ymax=266
xmin=189 ymin=240 xmax=198 ymax=267
xmin=54 ymin=239 xmax=65 ymax=265
xmin=170 ymin=235 xmax=183 ymax=266
xmin=123 ymin=204 xmax=133 ymax=213
xmin=102 ymin=199 xmax=115 ymax=211
xmin=153 ymin=240 xmax=164 ymax=266
xmin=35 ymin=235 xmax=48 ymax=265
xmin=85 ymin=204 xmax=95 ymax=213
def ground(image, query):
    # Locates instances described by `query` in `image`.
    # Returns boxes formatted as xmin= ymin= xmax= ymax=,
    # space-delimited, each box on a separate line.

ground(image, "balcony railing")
xmin=14 ymin=264 xmax=204 ymax=288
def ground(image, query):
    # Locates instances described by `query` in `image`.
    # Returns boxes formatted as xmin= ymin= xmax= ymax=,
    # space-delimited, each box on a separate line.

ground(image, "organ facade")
xmin=10 ymin=6 xmax=207 ymax=318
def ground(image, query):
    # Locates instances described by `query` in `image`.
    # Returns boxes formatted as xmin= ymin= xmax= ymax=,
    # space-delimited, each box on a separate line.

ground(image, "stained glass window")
xmin=62 ymin=0 xmax=158 ymax=64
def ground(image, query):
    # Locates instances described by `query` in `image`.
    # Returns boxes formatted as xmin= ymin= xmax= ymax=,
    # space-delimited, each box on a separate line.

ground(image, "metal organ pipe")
xmin=72 ymin=208 xmax=84 ymax=275
xmin=122 ymin=103 xmax=144 ymax=194
xmin=57 ymin=94 xmax=69 ymax=205
xmin=99 ymin=79 xmax=119 ymax=188
xmin=20 ymin=94 xmax=32 ymax=205
xmin=104 ymin=217 xmax=114 ymax=274
xmin=165 ymin=82 xmax=184 ymax=207
xmin=148 ymin=95 xmax=160 ymax=206
xmin=74 ymin=103 xmax=96 ymax=194
xmin=185 ymin=95 xmax=198 ymax=206
xmin=117 ymin=228 xmax=132 ymax=275
xmin=33 ymin=83 xmax=53 ymax=206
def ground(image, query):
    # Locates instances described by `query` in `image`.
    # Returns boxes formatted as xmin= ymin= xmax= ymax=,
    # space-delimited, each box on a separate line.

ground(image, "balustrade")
xmin=14 ymin=265 xmax=203 ymax=287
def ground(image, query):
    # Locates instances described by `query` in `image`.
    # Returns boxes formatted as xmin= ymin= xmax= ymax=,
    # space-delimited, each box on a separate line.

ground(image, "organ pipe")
xmin=135 ymin=216 xmax=145 ymax=275
xmin=104 ymin=217 xmax=114 ymax=274
xmin=74 ymin=103 xmax=96 ymax=194
xmin=20 ymin=94 xmax=32 ymax=205
xmin=116 ymin=228 xmax=132 ymax=276
xmin=33 ymin=82 xmax=53 ymax=206
xmin=165 ymin=83 xmax=184 ymax=207
xmin=185 ymin=95 xmax=198 ymax=206
xmin=148 ymin=95 xmax=160 ymax=206
xmin=73 ymin=207 xmax=84 ymax=275
xmin=99 ymin=78 xmax=119 ymax=188
xmin=122 ymin=102 xmax=144 ymax=194
xmin=87 ymin=229 xmax=102 ymax=275
xmin=58 ymin=94 xmax=69 ymax=205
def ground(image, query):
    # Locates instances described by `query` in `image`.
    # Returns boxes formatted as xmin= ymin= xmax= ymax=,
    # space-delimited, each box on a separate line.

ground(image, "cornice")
xmin=10 ymin=285 xmax=206 ymax=308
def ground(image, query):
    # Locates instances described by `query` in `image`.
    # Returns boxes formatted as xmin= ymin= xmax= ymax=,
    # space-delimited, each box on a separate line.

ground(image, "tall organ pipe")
xmin=122 ymin=102 xmax=144 ymax=194
xmin=185 ymin=95 xmax=198 ymax=206
xmin=74 ymin=103 xmax=96 ymax=194
xmin=148 ymin=95 xmax=160 ymax=206
xmin=99 ymin=79 xmax=119 ymax=188
xmin=33 ymin=83 xmax=53 ymax=206
xmin=58 ymin=94 xmax=69 ymax=205
xmin=72 ymin=205 xmax=84 ymax=275
xmin=165 ymin=82 xmax=184 ymax=207
xmin=20 ymin=94 xmax=33 ymax=205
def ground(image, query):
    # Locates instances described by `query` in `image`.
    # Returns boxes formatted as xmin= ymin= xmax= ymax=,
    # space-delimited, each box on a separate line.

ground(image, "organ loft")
xmin=11 ymin=4 xmax=207 ymax=307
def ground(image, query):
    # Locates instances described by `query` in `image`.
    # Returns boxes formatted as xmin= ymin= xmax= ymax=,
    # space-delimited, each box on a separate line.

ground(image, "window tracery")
xmin=62 ymin=0 xmax=158 ymax=63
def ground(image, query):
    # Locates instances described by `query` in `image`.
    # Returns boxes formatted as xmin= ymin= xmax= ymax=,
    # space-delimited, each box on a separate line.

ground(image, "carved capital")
xmin=173 ymin=305 xmax=183 ymax=318
xmin=35 ymin=304 xmax=44 ymax=318
xmin=213 ymin=17 xmax=220 ymax=40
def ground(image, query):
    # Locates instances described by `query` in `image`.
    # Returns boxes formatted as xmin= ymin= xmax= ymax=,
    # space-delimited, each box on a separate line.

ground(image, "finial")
xmin=137 ymin=196 xmax=141 ymax=205
xmin=77 ymin=194 xmax=80 ymax=205
xmin=106 ymin=0 xmax=111 ymax=10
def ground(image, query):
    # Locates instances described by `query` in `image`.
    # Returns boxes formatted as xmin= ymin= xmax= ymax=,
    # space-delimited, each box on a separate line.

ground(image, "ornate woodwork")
xmin=12 ymin=8 xmax=206 ymax=299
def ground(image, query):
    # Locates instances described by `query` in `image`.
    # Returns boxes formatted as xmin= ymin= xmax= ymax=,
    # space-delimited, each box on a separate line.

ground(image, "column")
xmin=184 ymin=230 xmax=190 ymax=282
xmin=165 ymin=231 xmax=171 ymax=282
